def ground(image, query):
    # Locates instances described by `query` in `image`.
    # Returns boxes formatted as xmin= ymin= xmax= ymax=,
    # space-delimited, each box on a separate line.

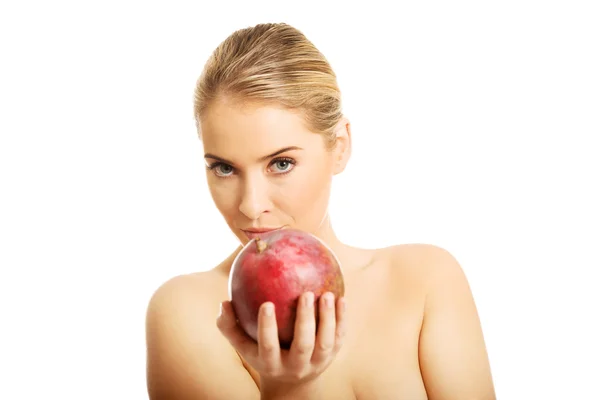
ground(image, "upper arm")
xmin=417 ymin=246 xmax=496 ymax=400
xmin=145 ymin=274 xmax=260 ymax=400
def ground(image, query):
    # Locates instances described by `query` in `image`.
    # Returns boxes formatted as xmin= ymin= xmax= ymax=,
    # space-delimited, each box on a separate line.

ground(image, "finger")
xmin=312 ymin=292 xmax=336 ymax=363
xmin=216 ymin=301 xmax=258 ymax=359
xmin=333 ymin=297 xmax=347 ymax=353
xmin=257 ymin=302 xmax=281 ymax=372
xmin=289 ymin=291 xmax=316 ymax=366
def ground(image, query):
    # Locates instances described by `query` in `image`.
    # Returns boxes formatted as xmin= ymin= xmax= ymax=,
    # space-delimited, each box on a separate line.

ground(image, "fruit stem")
xmin=256 ymin=238 xmax=267 ymax=253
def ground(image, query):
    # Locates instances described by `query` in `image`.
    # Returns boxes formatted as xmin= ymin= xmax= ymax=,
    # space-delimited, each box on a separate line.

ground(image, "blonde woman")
xmin=145 ymin=22 xmax=496 ymax=400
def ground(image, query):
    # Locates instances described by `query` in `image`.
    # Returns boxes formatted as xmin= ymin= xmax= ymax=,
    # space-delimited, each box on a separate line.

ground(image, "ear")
xmin=332 ymin=116 xmax=352 ymax=175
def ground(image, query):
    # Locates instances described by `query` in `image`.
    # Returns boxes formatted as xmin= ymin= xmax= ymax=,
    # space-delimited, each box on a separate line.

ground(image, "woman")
xmin=145 ymin=22 xmax=496 ymax=399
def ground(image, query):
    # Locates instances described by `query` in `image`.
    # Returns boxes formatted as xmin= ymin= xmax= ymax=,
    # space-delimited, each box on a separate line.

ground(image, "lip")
xmin=241 ymin=227 xmax=283 ymax=239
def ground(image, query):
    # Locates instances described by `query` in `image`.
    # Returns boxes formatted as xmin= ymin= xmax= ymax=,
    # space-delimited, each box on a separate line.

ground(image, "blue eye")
xmin=273 ymin=160 xmax=291 ymax=171
xmin=270 ymin=157 xmax=296 ymax=174
xmin=216 ymin=164 xmax=234 ymax=176
xmin=206 ymin=162 xmax=235 ymax=177
xmin=206 ymin=157 xmax=296 ymax=178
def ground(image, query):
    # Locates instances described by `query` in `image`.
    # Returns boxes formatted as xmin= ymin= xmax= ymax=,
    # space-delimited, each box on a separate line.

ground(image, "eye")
xmin=216 ymin=164 xmax=234 ymax=176
xmin=269 ymin=157 xmax=296 ymax=174
xmin=206 ymin=157 xmax=296 ymax=178
xmin=207 ymin=162 xmax=235 ymax=177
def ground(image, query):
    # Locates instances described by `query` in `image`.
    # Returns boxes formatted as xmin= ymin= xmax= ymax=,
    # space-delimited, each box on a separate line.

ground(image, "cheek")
xmin=276 ymin=167 xmax=332 ymax=219
xmin=208 ymin=179 xmax=238 ymax=216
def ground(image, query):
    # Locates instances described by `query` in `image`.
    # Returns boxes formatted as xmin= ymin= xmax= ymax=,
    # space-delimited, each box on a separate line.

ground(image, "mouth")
xmin=241 ymin=227 xmax=284 ymax=240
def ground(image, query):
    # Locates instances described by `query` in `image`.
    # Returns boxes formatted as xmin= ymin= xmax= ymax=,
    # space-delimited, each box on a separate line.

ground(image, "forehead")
xmin=200 ymin=99 xmax=322 ymax=157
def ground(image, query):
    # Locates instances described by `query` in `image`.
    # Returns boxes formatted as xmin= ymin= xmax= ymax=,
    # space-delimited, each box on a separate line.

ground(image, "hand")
xmin=216 ymin=291 xmax=347 ymax=385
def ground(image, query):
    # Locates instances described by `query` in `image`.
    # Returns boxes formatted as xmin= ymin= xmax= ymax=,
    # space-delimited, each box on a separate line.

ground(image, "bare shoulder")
xmin=379 ymin=243 xmax=470 ymax=290
xmin=384 ymin=243 xmax=496 ymax=399
xmin=147 ymin=270 xmax=223 ymax=315
xmin=145 ymin=270 xmax=260 ymax=400
xmin=146 ymin=271 xmax=224 ymax=341
xmin=384 ymin=242 xmax=460 ymax=269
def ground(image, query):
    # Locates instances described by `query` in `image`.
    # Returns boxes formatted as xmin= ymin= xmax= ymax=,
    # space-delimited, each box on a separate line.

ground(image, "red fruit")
xmin=228 ymin=228 xmax=345 ymax=349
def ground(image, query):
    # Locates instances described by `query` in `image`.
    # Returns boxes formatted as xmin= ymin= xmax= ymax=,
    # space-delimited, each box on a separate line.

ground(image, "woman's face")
xmin=199 ymin=98 xmax=350 ymax=246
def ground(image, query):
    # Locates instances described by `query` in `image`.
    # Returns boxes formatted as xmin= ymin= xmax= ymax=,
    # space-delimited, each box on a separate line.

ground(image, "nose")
xmin=238 ymin=174 xmax=270 ymax=220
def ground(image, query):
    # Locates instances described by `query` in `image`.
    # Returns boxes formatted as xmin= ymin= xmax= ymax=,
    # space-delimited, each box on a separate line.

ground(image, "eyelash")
xmin=206 ymin=157 xmax=297 ymax=178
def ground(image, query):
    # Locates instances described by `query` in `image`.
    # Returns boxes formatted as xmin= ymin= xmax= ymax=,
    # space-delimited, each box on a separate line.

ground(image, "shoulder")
xmin=145 ymin=269 xmax=229 ymax=352
xmin=383 ymin=242 xmax=465 ymax=285
xmin=147 ymin=270 xmax=223 ymax=308
xmin=144 ymin=270 xmax=226 ymax=362
xmin=384 ymin=244 xmax=496 ymax=398
xmin=146 ymin=271 xmax=223 ymax=326
xmin=145 ymin=270 xmax=258 ymax=399
xmin=386 ymin=243 xmax=478 ymax=318
xmin=387 ymin=242 xmax=459 ymax=263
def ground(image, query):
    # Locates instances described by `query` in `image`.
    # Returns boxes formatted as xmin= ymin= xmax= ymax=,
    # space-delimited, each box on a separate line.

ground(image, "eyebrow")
xmin=204 ymin=146 xmax=303 ymax=165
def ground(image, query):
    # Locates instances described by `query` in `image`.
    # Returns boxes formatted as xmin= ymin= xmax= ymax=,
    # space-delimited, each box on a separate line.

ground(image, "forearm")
xmin=260 ymin=378 xmax=323 ymax=400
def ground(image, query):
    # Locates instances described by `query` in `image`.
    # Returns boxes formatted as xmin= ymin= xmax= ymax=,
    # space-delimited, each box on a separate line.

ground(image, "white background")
xmin=1 ymin=1 xmax=598 ymax=399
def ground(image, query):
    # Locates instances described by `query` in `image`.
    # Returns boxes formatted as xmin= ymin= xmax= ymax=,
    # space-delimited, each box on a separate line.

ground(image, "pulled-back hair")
xmin=194 ymin=22 xmax=343 ymax=149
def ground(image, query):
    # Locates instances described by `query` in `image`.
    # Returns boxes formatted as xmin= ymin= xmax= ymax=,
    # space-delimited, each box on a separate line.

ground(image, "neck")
xmin=312 ymin=213 xmax=346 ymax=256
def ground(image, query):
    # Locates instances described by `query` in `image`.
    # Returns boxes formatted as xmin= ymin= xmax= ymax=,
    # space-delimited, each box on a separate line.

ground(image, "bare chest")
xmin=232 ymin=246 xmax=431 ymax=399
xmin=316 ymin=270 xmax=428 ymax=399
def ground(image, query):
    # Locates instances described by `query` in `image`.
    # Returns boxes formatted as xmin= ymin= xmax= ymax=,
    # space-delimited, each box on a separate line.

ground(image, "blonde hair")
xmin=193 ymin=22 xmax=343 ymax=149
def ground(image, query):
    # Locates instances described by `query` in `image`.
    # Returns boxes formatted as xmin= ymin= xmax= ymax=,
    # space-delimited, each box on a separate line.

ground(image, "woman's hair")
xmin=193 ymin=22 xmax=343 ymax=149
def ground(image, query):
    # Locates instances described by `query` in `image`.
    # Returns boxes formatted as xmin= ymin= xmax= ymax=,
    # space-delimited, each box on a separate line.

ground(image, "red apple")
xmin=228 ymin=228 xmax=345 ymax=348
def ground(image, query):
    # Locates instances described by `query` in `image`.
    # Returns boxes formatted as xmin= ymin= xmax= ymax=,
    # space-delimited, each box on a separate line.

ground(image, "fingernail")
xmin=338 ymin=297 xmax=345 ymax=313
xmin=324 ymin=292 xmax=333 ymax=308
xmin=264 ymin=303 xmax=274 ymax=316
xmin=305 ymin=292 xmax=314 ymax=307
xmin=218 ymin=302 xmax=224 ymax=318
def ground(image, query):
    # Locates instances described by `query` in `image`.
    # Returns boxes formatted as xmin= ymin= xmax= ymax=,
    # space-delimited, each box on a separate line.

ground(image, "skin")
xmin=145 ymin=97 xmax=497 ymax=399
